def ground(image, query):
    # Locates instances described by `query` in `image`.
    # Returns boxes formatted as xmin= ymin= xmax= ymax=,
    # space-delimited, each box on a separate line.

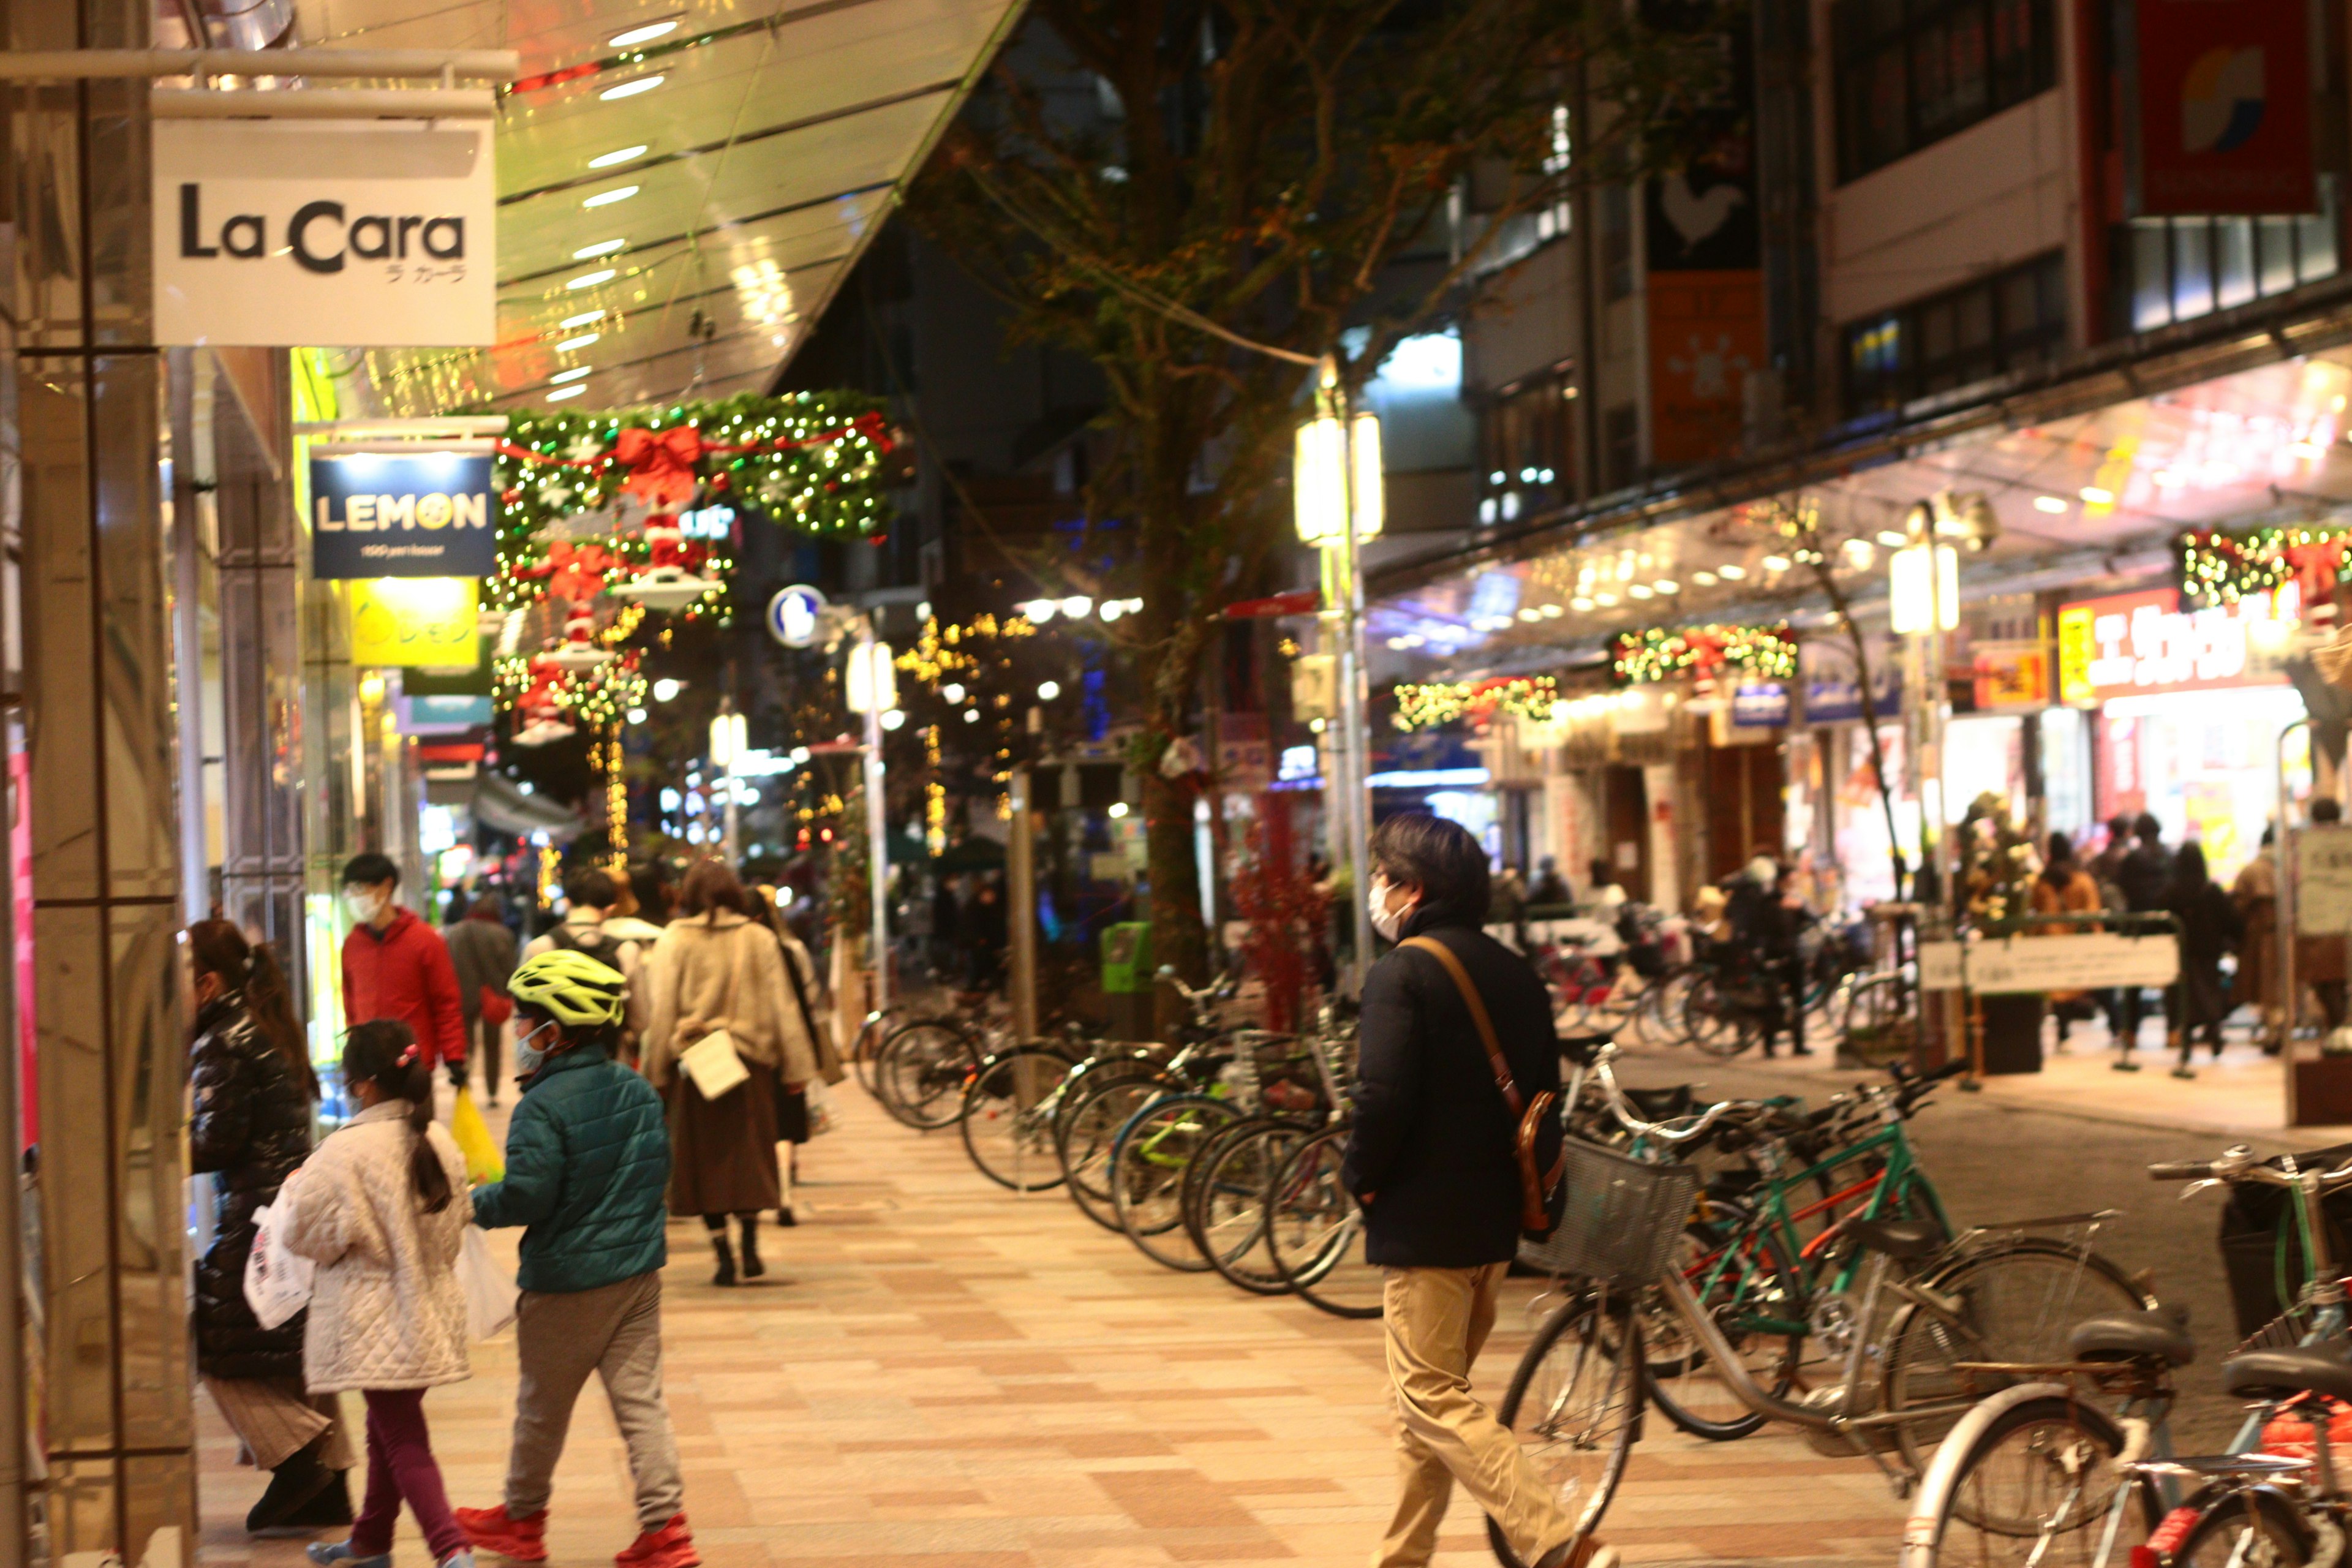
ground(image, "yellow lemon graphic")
xmin=415 ymin=492 xmax=454 ymax=530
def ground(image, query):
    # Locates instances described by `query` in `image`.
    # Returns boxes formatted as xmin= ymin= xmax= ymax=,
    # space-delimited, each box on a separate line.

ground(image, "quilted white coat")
xmin=276 ymin=1099 xmax=473 ymax=1394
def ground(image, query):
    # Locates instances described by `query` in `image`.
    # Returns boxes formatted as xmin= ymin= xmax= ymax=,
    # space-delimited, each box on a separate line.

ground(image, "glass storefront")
xmin=2097 ymin=685 xmax=2310 ymax=884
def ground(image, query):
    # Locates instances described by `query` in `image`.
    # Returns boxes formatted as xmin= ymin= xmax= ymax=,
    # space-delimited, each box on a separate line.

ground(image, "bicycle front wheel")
xmin=875 ymin=1020 xmax=982 ymax=1129
xmin=1913 ymin=1395 xmax=2155 ymax=1568
xmin=1190 ymin=1118 xmax=1313 ymax=1295
xmin=1642 ymin=1202 xmax=1804 ymax=1441
xmin=1109 ymin=1093 xmax=1239 ymax=1272
xmin=1265 ymin=1125 xmax=1383 ymax=1318
xmin=1683 ymin=973 xmax=1760 ymax=1058
xmin=959 ymin=1047 xmax=1074 ymax=1191
xmin=1487 ymin=1289 xmax=1644 ymax=1568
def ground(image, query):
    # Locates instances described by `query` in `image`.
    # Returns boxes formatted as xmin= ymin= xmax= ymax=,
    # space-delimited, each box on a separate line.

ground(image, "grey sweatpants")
xmin=505 ymin=1269 xmax=685 ymax=1530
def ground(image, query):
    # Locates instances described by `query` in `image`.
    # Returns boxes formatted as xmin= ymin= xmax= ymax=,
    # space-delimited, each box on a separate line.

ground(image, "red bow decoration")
xmin=611 ymin=426 xmax=706 ymax=511
xmin=522 ymin=540 xmax=619 ymax=605
xmin=2283 ymin=538 xmax=2346 ymax=607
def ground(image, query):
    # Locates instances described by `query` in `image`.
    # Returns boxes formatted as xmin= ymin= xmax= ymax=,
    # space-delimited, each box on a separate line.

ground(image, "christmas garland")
xmin=2179 ymin=524 xmax=2351 ymax=608
xmin=1613 ymin=624 xmax=1797 ymax=685
xmin=494 ymin=646 xmax=648 ymax=731
xmin=1392 ymin=675 xmax=1559 ymax=731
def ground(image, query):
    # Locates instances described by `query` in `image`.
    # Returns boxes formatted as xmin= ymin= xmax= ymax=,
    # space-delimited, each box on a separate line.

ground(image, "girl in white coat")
xmin=277 ymin=1020 xmax=474 ymax=1568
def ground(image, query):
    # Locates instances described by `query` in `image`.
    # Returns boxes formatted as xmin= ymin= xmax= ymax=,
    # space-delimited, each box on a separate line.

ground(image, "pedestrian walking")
xmin=2089 ymin=813 xmax=2136 ymax=1041
xmin=522 ymin=868 xmax=649 ymax=1054
xmin=340 ymin=853 xmax=469 ymax=1088
xmin=1340 ymin=813 xmax=1604 ymax=1568
xmin=641 ymin=859 xmax=820 ymax=1284
xmin=2231 ymin=828 xmax=2283 ymax=1050
xmin=2029 ymin=832 xmax=2103 ymax=1046
xmin=185 ymin=919 xmax=354 ymax=1534
xmin=456 ymin=951 xmax=699 ymax=1568
xmin=444 ymin=895 xmax=519 ymax=1106
xmin=276 ymin=1020 xmax=473 ymax=1568
xmin=2113 ymin=814 xmax=2172 ymax=1049
xmin=2166 ymin=840 xmax=2245 ymax=1068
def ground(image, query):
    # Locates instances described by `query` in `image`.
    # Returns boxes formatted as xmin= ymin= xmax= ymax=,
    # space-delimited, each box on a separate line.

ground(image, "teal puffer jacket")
xmin=472 ymin=1044 xmax=669 ymax=1292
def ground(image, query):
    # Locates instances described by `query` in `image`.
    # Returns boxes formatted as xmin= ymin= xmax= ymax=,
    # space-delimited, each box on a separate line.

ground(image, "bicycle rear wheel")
xmin=1058 ymin=1070 xmax=1181 ymax=1231
xmin=1684 ymin=973 xmax=1762 ymax=1058
xmin=1884 ymin=1237 xmax=2154 ymax=1477
xmin=959 ymin=1046 xmax=1074 ymax=1191
xmin=1642 ymin=1202 xmax=1804 ymax=1441
xmin=852 ymin=1002 xmax=930 ymax=1097
xmin=1912 ymin=1395 xmax=2155 ymax=1568
xmin=1110 ymin=1093 xmax=1239 ymax=1272
xmin=875 ymin=1020 xmax=982 ymax=1129
xmin=1265 ymin=1125 xmax=1382 ymax=1318
xmin=1487 ymin=1289 xmax=1644 ymax=1568
xmin=2172 ymin=1488 xmax=2315 ymax=1568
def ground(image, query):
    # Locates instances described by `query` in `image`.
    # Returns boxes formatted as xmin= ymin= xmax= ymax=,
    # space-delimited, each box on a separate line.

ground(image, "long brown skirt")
xmin=666 ymin=1057 xmax=782 ymax=1217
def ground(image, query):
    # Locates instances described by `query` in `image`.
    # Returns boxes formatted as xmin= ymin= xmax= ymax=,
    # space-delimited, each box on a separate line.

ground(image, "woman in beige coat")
xmin=642 ymin=859 xmax=820 ymax=1284
xmin=276 ymin=1020 xmax=473 ymax=1568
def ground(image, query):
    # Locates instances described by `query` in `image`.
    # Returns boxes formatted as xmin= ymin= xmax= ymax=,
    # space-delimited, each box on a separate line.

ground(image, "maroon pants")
xmin=350 ymin=1388 xmax=466 ymax=1561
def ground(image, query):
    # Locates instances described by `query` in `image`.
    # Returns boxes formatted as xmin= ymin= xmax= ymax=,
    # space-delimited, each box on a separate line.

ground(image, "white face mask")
xmin=344 ymin=888 xmax=387 ymax=924
xmin=512 ymin=1019 xmax=556 ymax=1080
xmin=1369 ymin=875 xmax=1412 ymax=943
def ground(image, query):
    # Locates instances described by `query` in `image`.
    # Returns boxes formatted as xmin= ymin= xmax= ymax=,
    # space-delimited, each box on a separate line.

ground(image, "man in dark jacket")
xmin=1341 ymin=813 xmax=1593 ymax=1568
xmin=457 ymin=951 xmax=698 ymax=1568
xmin=2114 ymin=813 xmax=2171 ymax=1049
xmin=339 ymin=851 xmax=469 ymax=1080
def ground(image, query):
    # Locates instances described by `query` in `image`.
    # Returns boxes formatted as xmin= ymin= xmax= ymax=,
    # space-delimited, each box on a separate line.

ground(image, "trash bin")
xmin=1102 ymin=922 xmax=1154 ymax=1042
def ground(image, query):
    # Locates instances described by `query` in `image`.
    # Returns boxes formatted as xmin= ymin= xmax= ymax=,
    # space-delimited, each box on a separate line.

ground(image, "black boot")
xmin=247 ymin=1435 xmax=334 ymax=1533
xmin=277 ymin=1471 xmax=353 ymax=1531
xmin=738 ymin=1215 xmax=765 ymax=1279
xmin=710 ymin=1230 xmax=737 ymax=1287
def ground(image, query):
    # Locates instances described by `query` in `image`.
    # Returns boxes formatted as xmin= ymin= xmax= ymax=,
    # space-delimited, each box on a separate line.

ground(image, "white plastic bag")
xmin=679 ymin=1028 xmax=748 ymax=1100
xmin=243 ymin=1202 xmax=315 ymax=1331
xmin=458 ymin=1226 xmax=518 ymax=1341
xmin=805 ymin=1077 xmax=837 ymax=1138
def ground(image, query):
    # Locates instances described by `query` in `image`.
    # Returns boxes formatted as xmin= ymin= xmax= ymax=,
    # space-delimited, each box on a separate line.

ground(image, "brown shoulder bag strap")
xmin=1400 ymin=935 xmax=1525 ymax=1117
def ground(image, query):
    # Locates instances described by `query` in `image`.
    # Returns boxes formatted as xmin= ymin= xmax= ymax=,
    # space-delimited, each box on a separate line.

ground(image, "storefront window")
xmin=1833 ymin=0 xmax=2056 ymax=182
xmin=2118 ymin=179 xmax=2342 ymax=334
xmin=2096 ymin=687 xmax=2308 ymax=885
xmin=1842 ymin=252 xmax=2066 ymax=416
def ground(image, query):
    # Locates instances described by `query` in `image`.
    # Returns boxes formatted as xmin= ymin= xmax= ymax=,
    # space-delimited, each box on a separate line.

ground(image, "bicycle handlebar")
xmin=2147 ymin=1144 xmax=2352 ymax=1191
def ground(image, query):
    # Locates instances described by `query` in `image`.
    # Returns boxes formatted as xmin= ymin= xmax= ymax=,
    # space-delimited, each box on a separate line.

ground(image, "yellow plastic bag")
xmin=450 ymin=1087 xmax=503 ymax=1185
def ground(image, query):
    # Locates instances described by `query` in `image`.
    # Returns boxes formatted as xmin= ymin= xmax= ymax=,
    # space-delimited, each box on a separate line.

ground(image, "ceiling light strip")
xmin=504 ymin=0 xmax=889 ymax=96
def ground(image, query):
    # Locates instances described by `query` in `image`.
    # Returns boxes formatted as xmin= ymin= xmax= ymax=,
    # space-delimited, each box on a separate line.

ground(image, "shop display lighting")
xmin=567 ymin=268 xmax=617 ymax=290
xmin=1717 ymin=564 xmax=1747 ymax=579
xmin=547 ymin=385 xmax=586 ymax=402
xmin=2079 ymin=485 xmax=2114 ymax=505
xmin=2034 ymin=495 xmax=2069 ymax=514
xmin=549 ymin=368 xmax=592 ymax=384
xmin=607 ymin=20 xmax=679 ymax=47
xmin=599 ymin=75 xmax=664 ymax=100
xmin=581 ymin=186 xmax=639 ymax=209
xmin=573 ymin=241 xmax=626 ymax=260
xmin=1761 ymin=554 xmax=1791 ymax=571
xmin=588 ymin=145 xmax=647 ymax=168
xmin=1037 ymin=680 xmax=1061 ymax=700
xmin=555 ymin=333 xmax=600 ymax=352
xmin=560 ymin=309 xmax=608 ymax=328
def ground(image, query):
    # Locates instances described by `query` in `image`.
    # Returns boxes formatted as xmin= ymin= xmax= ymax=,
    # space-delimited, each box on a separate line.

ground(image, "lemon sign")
xmin=311 ymin=447 xmax=497 ymax=578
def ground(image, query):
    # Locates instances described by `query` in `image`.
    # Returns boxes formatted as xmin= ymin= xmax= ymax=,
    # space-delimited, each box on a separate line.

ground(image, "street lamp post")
xmin=1295 ymin=355 xmax=1383 ymax=993
xmin=845 ymin=618 xmax=896 ymax=1011
xmin=709 ymin=703 xmax=746 ymax=867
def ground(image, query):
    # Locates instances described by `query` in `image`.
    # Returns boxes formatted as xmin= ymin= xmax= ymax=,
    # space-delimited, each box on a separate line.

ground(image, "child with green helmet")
xmin=456 ymin=949 xmax=698 ymax=1568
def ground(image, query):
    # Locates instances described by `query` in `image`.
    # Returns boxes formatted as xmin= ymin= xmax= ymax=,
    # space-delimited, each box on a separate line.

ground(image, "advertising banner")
xmin=349 ymin=578 xmax=480 ymax=669
xmin=311 ymin=447 xmax=497 ymax=579
xmin=2054 ymin=587 xmax=2289 ymax=704
xmin=154 ymin=118 xmax=496 ymax=345
xmin=2135 ymin=0 xmax=2316 ymax=216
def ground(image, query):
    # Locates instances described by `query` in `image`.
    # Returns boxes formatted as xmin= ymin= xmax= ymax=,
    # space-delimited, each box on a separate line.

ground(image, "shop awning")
xmin=300 ymin=0 xmax=1025 ymax=415
xmin=1368 ymin=276 xmax=2352 ymax=681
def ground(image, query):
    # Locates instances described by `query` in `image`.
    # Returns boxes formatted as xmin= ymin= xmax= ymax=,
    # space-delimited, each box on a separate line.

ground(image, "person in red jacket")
xmin=340 ymin=853 xmax=469 ymax=1086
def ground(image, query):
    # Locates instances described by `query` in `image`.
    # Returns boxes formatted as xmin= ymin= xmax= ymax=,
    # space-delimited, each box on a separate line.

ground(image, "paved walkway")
xmin=197 ymin=1082 xmax=1898 ymax=1568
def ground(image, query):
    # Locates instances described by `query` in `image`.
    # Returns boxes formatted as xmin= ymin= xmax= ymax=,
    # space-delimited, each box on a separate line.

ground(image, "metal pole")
xmin=1009 ymin=767 xmax=1037 ymax=1038
xmin=720 ymin=719 xmax=741 ymax=870
xmin=861 ymin=622 xmax=891 ymax=1013
xmin=1331 ymin=366 xmax=1375 ymax=995
xmin=2282 ymin=717 xmax=2310 ymax=1123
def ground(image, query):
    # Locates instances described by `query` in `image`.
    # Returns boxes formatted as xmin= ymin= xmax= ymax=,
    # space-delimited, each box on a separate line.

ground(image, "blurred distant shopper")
xmin=1585 ymin=859 xmax=1626 ymax=910
xmin=605 ymin=872 xmax=666 ymax=946
xmin=963 ymin=876 xmax=1008 ymax=990
xmin=2305 ymin=799 xmax=2350 ymax=1031
xmin=2112 ymin=815 xmax=2172 ymax=1050
xmin=444 ymin=897 xmax=519 ymax=1106
xmin=641 ymin=860 xmax=820 ymax=1285
xmin=279 ymin=1021 xmax=472 ymax=1568
xmin=2233 ymin=827 xmax=2283 ymax=1050
xmin=2166 ymin=841 xmax=2244 ymax=1066
xmin=186 ymin=920 xmax=353 ymax=1534
xmin=340 ymin=853 xmax=469 ymax=1087
xmin=458 ymin=951 xmax=698 ymax=1568
xmin=524 ymin=869 xmax=647 ymax=1052
xmin=757 ymin=886 xmax=842 ymax=1224
xmin=1527 ymin=856 xmax=1568 ymax=907
xmin=2030 ymin=834 xmax=2103 ymax=1046
xmin=1339 ymin=814 xmax=1597 ymax=1568
xmin=1728 ymin=855 xmax=1810 ymax=1058
xmin=627 ymin=864 xmax=674 ymax=929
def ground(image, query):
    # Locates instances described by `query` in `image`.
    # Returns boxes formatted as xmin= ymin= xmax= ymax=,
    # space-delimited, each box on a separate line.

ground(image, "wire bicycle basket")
xmin=1520 ymin=1137 xmax=1700 ymax=1288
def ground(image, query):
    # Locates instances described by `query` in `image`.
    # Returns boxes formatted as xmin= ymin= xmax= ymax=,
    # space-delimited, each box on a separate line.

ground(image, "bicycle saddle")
xmin=2222 ymin=1341 xmax=2352 ymax=1404
xmin=2068 ymin=1308 xmax=2195 ymax=1367
xmin=1838 ymin=1215 xmax=1945 ymax=1261
xmin=1622 ymin=1085 xmax=1697 ymax=1121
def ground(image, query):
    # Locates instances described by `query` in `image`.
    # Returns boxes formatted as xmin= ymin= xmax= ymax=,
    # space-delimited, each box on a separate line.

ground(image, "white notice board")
xmin=1920 ymin=932 xmax=2180 ymax=995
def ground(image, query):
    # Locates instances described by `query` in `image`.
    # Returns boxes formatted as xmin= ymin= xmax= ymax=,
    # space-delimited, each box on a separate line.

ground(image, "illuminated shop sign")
xmin=2055 ymin=586 xmax=2292 ymax=704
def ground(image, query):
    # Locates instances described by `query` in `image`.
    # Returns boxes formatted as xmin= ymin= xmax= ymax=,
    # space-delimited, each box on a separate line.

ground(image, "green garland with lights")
xmin=1392 ymin=675 xmax=1559 ymax=731
xmin=489 ymin=391 xmax=899 ymax=613
xmin=493 ymin=648 xmax=649 ymax=729
xmin=1612 ymin=624 xmax=1797 ymax=685
xmin=2179 ymin=524 xmax=2352 ymax=608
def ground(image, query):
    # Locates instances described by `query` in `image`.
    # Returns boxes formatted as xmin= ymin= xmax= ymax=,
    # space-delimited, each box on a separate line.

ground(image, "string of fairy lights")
xmin=1612 ymin=624 xmax=1797 ymax=685
xmin=2177 ymin=524 xmax=2352 ymax=606
xmin=1391 ymin=676 xmax=1559 ymax=731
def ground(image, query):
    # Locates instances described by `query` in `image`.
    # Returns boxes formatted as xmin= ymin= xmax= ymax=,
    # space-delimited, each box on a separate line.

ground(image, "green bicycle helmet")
xmin=508 ymin=948 xmax=629 ymax=1030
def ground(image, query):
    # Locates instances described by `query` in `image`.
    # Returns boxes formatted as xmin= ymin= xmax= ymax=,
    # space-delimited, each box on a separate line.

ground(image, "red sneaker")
xmin=615 ymin=1513 xmax=699 ymax=1568
xmin=456 ymin=1504 xmax=548 ymax=1563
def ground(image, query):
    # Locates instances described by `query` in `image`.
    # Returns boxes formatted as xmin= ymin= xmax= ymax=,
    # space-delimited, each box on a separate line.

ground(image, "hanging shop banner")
xmin=2297 ymin=825 xmax=2352 ymax=935
xmin=1920 ymin=932 xmax=2180 ymax=993
xmin=1970 ymin=639 xmax=2052 ymax=712
xmin=1730 ymin=683 xmax=1791 ymax=728
xmin=153 ymin=119 xmax=496 ymax=347
xmin=2054 ymin=587 xmax=2290 ymax=704
xmin=349 ymin=578 xmax=480 ymax=669
xmin=2133 ymin=0 xmax=2316 ymax=216
xmin=311 ymin=447 xmax=497 ymax=578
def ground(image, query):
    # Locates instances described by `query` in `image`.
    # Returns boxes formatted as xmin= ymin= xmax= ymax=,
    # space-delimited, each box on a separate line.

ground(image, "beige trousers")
xmin=1374 ymin=1264 xmax=1575 ymax=1568
xmin=203 ymin=1376 xmax=353 ymax=1472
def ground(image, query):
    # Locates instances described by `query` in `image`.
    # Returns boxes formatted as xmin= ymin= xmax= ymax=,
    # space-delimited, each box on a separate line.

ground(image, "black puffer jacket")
xmin=1341 ymin=900 xmax=1561 ymax=1268
xmin=189 ymin=995 xmax=314 ymax=1379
